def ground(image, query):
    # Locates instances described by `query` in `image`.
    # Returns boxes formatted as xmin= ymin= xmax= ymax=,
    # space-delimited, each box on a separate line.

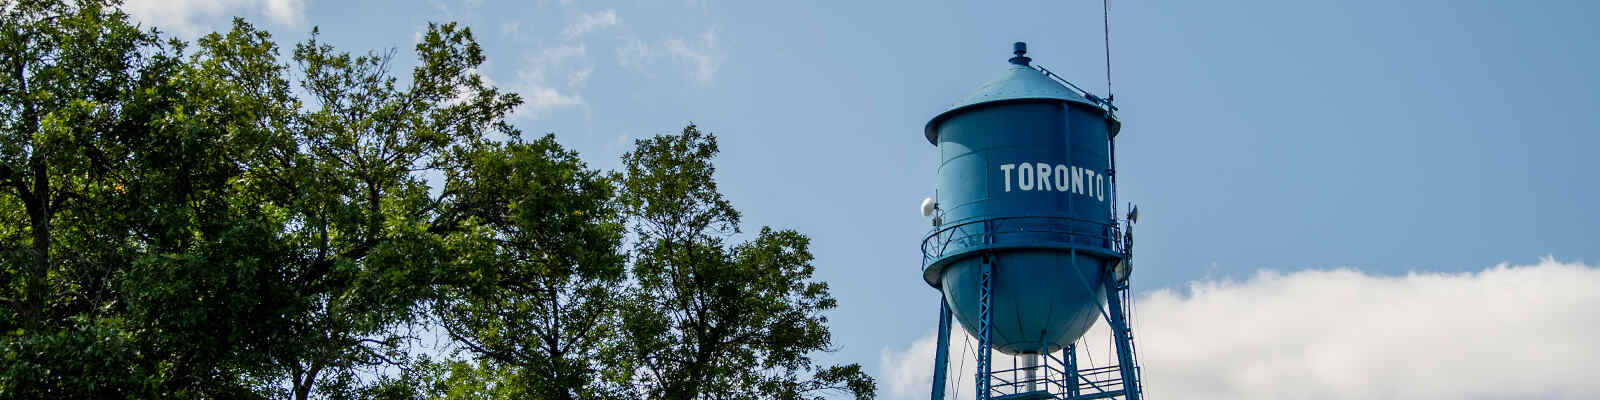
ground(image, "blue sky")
xmin=125 ymin=0 xmax=1599 ymax=398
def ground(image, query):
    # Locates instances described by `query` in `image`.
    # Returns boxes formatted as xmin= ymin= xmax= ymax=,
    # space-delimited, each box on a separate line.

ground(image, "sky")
xmin=121 ymin=0 xmax=1600 ymax=398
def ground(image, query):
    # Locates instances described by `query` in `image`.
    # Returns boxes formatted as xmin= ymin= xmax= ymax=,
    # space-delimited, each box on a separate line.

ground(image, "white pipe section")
xmin=1023 ymin=354 xmax=1039 ymax=392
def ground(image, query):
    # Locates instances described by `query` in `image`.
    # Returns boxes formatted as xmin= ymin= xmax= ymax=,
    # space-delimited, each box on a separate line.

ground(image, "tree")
xmin=0 ymin=3 xmax=526 ymax=397
xmin=0 ymin=0 xmax=191 ymax=396
xmin=106 ymin=18 xmax=520 ymax=400
xmin=231 ymin=20 xmax=520 ymax=400
xmin=0 ymin=1 xmax=880 ymax=398
xmin=618 ymin=125 xmax=875 ymax=400
xmin=0 ymin=0 xmax=158 ymax=329
xmin=432 ymin=134 xmax=630 ymax=400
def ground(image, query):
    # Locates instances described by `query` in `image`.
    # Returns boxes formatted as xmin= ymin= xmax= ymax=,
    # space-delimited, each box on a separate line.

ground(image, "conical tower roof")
xmin=924 ymin=44 xmax=1114 ymax=144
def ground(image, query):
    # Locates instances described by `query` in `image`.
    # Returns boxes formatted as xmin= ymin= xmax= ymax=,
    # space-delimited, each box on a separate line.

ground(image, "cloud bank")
xmin=880 ymin=257 xmax=1600 ymax=400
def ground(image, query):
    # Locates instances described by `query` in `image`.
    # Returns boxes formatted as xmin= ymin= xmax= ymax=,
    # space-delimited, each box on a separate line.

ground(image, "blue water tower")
xmin=921 ymin=43 xmax=1143 ymax=400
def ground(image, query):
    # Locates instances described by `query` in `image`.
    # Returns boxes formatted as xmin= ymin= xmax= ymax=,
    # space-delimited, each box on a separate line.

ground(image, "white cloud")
xmin=662 ymin=28 xmax=723 ymax=84
xmin=616 ymin=37 xmax=654 ymax=72
xmin=566 ymin=65 xmax=594 ymax=88
xmin=561 ymin=9 xmax=620 ymax=39
xmin=617 ymin=28 xmax=724 ymax=84
xmin=509 ymin=43 xmax=591 ymax=119
xmin=880 ymin=257 xmax=1600 ymax=400
xmin=122 ymin=0 xmax=305 ymax=38
xmin=488 ymin=8 xmax=628 ymax=120
xmin=879 ymin=325 xmax=1003 ymax=400
xmin=521 ymin=86 xmax=584 ymax=114
xmin=880 ymin=329 xmax=953 ymax=400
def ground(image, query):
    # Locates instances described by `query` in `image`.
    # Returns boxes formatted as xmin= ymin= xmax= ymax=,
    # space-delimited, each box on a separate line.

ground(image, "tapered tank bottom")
xmin=938 ymin=249 xmax=1107 ymax=355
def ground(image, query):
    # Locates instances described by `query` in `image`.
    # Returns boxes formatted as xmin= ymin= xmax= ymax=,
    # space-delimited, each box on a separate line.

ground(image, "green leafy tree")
xmin=0 ymin=3 xmax=524 ymax=396
xmin=112 ymin=17 xmax=309 ymax=397
xmin=233 ymin=20 xmax=520 ymax=400
xmin=618 ymin=125 xmax=875 ymax=400
xmin=0 ymin=0 xmax=191 ymax=396
xmin=432 ymin=134 xmax=630 ymax=400
xmin=0 ymin=1 xmax=879 ymax=398
xmin=0 ymin=0 xmax=157 ymax=329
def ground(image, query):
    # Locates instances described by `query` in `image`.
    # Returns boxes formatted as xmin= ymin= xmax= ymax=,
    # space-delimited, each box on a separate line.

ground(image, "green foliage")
xmin=0 ymin=1 xmax=876 ymax=399
xmin=254 ymin=20 xmax=520 ymax=399
xmin=432 ymin=135 xmax=629 ymax=400
xmin=0 ymin=0 xmax=192 ymax=397
xmin=0 ymin=2 xmax=519 ymax=397
xmin=618 ymin=125 xmax=876 ymax=400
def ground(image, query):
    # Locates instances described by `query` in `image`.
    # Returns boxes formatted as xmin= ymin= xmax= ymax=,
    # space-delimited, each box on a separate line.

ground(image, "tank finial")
xmin=1009 ymin=42 xmax=1031 ymax=66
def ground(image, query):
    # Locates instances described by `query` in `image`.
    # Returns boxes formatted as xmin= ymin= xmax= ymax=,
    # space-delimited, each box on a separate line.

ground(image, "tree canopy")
xmin=0 ymin=1 xmax=874 ymax=399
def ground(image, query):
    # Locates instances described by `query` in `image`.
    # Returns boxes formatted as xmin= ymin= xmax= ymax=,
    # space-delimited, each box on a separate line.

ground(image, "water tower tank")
xmin=922 ymin=43 xmax=1123 ymax=355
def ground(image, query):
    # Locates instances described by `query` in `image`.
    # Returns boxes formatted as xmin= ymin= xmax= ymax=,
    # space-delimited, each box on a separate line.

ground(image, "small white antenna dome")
xmin=920 ymin=197 xmax=937 ymax=217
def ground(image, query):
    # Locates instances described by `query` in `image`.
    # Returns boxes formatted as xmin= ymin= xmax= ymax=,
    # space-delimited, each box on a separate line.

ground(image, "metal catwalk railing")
xmin=921 ymin=216 xmax=1124 ymax=268
xmin=979 ymin=352 xmax=1129 ymax=400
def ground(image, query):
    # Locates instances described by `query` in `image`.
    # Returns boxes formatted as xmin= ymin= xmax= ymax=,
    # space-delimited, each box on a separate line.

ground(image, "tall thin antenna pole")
xmin=1103 ymin=0 xmax=1113 ymax=100
xmin=1104 ymin=0 xmax=1120 ymax=230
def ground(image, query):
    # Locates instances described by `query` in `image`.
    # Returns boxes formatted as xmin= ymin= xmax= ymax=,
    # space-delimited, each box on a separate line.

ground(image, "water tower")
xmin=920 ymin=42 xmax=1143 ymax=400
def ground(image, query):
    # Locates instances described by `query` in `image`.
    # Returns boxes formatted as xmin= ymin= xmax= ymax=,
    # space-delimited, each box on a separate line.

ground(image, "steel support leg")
xmin=930 ymin=297 xmax=953 ymax=400
xmin=1102 ymin=268 xmax=1141 ymax=400
xmin=1065 ymin=343 xmax=1080 ymax=398
xmin=975 ymin=256 xmax=994 ymax=399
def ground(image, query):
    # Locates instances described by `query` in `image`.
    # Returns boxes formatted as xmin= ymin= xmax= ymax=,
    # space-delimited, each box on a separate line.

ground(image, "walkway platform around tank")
xmin=993 ymin=390 xmax=1129 ymax=400
xmin=994 ymin=390 xmax=1057 ymax=400
xmin=977 ymin=347 xmax=1135 ymax=399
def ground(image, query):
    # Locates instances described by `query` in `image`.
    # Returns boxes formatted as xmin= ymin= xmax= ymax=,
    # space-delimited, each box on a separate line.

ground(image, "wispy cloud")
xmin=486 ymin=8 xmax=629 ymax=120
xmin=616 ymin=37 xmax=653 ymax=73
xmin=510 ymin=43 xmax=591 ymax=119
xmin=561 ymin=9 xmax=620 ymax=40
xmin=122 ymin=0 xmax=305 ymax=38
xmin=616 ymin=28 xmax=724 ymax=85
xmin=663 ymin=28 xmax=723 ymax=84
xmin=880 ymin=257 xmax=1600 ymax=399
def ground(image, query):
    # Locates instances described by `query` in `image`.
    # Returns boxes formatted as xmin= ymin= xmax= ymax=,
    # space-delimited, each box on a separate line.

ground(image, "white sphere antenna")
xmin=920 ymin=197 xmax=937 ymax=217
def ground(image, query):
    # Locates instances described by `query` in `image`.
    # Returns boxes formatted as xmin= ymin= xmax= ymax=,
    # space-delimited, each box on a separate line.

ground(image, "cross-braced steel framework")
xmin=923 ymin=217 xmax=1143 ymax=400
xmin=925 ymin=256 xmax=1142 ymax=400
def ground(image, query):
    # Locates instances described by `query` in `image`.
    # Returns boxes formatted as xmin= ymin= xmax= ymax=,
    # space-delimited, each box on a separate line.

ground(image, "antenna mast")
xmin=1104 ymin=0 xmax=1113 ymax=100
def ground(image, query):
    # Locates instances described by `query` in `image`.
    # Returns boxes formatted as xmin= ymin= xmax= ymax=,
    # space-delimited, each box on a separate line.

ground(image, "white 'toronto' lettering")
xmin=1054 ymin=164 xmax=1069 ymax=191
xmin=1000 ymin=164 xmax=1015 ymax=192
xmin=1097 ymin=174 xmax=1105 ymax=201
xmin=1017 ymin=162 xmax=1033 ymax=191
xmin=1082 ymin=168 xmax=1096 ymax=196
xmin=1035 ymin=163 xmax=1052 ymax=191
xmin=996 ymin=161 xmax=1109 ymax=203
xmin=1071 ymin=166 xmax=1084 ymax=194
